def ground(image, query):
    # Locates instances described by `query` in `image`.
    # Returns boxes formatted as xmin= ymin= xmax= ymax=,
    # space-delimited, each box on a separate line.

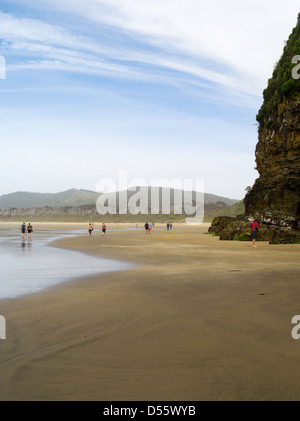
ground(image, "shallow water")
xmin=0 ymin=227 xmax=132 ymax=300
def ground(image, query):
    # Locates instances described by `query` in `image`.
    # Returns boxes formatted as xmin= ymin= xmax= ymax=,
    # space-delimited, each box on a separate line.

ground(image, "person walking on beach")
xmin=21 ymin=222 xmax=26 ymax=240
xmin=251 ymin=219 xmax=259 ymax=247
xmin=167 ymin=222 xmax=170 ymax=231
xmin=27 ymin=223 xmax=33 ymax=240
xmin=88 ymin=223 xmax=94 ymax=237
xmin=144 ymin=222 xmax=149 ymax=234
xmin=102 ymin=222 xmax=107 ymax=236
xmin=148 ymin=222 xmax=152 ymax=234
xmin=170 ymin=223 xmax=173 ymax=230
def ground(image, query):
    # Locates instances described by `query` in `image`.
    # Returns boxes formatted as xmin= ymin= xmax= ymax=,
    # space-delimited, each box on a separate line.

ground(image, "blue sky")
xmin=0 ymin=0 xmax=299 ymax=200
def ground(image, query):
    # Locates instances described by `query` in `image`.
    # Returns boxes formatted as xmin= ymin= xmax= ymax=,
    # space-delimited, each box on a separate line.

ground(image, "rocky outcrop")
xmin=208 ymin=216 xmax=300 ymax=244
xmin=210 ymin=14 xmax=300 ymax=243
xmin=244 ymin=14 xmax=300 ymax=229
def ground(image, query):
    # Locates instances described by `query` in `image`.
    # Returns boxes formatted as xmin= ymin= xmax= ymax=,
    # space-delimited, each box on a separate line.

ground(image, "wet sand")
xmin=1 ymin=223 xmax=300 ymax=401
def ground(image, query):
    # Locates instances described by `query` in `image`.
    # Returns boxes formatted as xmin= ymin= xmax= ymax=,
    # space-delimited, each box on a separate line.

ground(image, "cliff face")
xmin=0 ymin=205 xmax=97 ymax=218
xmin=0 ymin=201 xmax=231 ymax=222
xmin=244 ymin=14 xmax=300 ymax=228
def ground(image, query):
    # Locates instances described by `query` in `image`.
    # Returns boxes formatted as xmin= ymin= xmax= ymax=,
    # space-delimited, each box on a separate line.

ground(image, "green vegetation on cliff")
xmin=257 ymin=13 xmax=300 ymax=125
xmin=210 ymin=13 xmax=300 ymax=242
xmin=244 ymin=12 xmax=300 ymax=227
xmin=203 ymin=200 xmax=244 ymax=222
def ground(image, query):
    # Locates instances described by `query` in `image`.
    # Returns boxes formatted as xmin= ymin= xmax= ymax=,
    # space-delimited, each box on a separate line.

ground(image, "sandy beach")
xmin=1 ymin=222 xmax=300 ymax=401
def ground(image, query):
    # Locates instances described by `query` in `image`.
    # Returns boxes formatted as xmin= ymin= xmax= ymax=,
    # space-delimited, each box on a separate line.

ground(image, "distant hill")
xmin=0 ymin=187 xmax=241 ymax=222
xmin=0 ymin=188 xmax=239 ymax=209
xmin=0 ymin=189 xmax=100 ymax=209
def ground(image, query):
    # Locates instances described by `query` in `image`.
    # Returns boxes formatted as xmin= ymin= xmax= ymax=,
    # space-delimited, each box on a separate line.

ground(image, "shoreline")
xmin=1 ymin=223 xmax=300 ymax=400
xmin=0 ymin=227 xmax=134 ymax=303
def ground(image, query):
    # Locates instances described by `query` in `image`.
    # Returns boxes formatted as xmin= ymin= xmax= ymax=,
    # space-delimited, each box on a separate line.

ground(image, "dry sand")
xmin=0 ymin=222 xmax=300 ymax=401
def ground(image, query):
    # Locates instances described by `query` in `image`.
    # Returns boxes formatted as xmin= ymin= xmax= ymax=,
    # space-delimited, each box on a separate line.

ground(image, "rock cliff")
xmin=244 ymin=13 xmax=300 ymax=228
xmin=210 ymin=14 xmax=300 ymax=243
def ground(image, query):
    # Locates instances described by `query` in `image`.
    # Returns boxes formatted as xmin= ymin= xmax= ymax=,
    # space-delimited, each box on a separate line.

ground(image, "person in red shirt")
xmin=251 ymin=219 xmax=259 ymax=247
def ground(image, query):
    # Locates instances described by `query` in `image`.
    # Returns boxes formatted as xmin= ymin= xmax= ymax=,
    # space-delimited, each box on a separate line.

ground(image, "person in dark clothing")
xmin=27 ymin=223 xmax=33 ymax=240
xmin=21 ymin=222 xmax=26 ymax=241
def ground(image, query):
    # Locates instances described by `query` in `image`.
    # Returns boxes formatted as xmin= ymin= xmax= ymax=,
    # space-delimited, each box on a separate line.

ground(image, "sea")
xmin=0 ymin=226 xmax=133 ymax=300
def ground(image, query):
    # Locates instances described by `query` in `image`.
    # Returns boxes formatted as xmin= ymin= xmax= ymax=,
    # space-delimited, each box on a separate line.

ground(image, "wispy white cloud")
xmin=0 ymin=5 xmax=262 ymax=114
xmin=0 ymin=10 xmax=91 ymax=49
xmin=0 ymin=0 xmax=298 ymax=197
xmin=3 ymin=1 xmax=298 ymax=98
xmin=9 ymin=0 xmax=299 ymax=94
xmin=7 ymin=39 xmax=255 ymax=95
xmin=66 ymin=0 xmax=299 ymax=80
xmin=7 ymin=43 xmax=141 ymax=79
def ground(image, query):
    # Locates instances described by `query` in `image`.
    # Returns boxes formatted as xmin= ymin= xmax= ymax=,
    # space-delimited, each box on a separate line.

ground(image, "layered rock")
xmin=208 ymin=215 xmax=300 ymax=244
xmin=210 ymin=14 xmax=300 ymax=243
xmin=244 ymin=14 xmax=300 ymax=228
